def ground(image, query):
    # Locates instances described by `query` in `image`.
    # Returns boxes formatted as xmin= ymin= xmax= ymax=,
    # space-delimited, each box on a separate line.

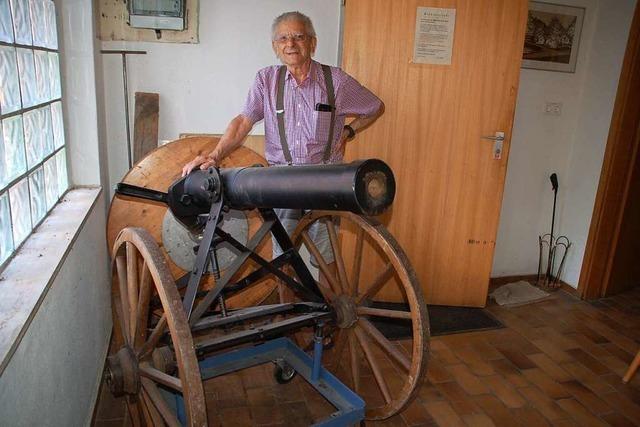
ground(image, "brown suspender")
xmin=322 ymin=64 xmax=337 ymax=163
xmin=275 ymin=64 xmax=336 ymax=164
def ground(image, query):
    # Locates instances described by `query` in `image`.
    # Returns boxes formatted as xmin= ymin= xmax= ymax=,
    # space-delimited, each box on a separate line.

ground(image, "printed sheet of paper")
xmin=413 ymin=7 xmax=456 ymax=65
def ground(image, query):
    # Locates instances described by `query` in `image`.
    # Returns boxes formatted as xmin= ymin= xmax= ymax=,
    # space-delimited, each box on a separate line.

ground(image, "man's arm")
xmin=338 ymin=101 xmax=385 ymax=150
xmin=346 ymin=101 xmax=385 ymax=135
xmin=182 ymin=114 xmax=254 ymax=176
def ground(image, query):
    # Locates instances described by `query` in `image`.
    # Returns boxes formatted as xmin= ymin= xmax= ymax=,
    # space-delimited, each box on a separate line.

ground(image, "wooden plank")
xmin=133 ymin=92 xmax=159 ymax=163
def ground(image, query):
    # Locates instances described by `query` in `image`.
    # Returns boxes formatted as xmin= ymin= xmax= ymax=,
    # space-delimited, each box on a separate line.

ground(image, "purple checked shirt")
xmin=241 ymin=60 xmax=382 ymax=166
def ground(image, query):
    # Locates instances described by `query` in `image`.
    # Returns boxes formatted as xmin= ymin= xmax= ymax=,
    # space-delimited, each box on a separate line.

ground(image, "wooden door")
xmin=580 ymin=2 xmax=640 ymax=299
xmin=342 ymin=0 xmax=528 ymax=306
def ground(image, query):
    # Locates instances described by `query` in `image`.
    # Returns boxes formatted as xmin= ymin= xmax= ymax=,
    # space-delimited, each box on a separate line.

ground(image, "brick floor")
xmin=93 ymin=287 xmax=640 ymax=426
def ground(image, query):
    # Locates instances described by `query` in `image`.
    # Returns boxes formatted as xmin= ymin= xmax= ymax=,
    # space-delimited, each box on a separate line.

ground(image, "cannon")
xmin=119 ymin=159 xmax=396 ymax=231
xmin=106 ymin=137 xmax=429 ymax=425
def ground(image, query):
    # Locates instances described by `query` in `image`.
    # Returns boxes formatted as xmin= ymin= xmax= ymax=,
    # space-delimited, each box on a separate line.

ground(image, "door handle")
xmin=481 ymin=134 xmax=505 ymax=141
xmin=481 ymin=132 xmax=505 ymax=160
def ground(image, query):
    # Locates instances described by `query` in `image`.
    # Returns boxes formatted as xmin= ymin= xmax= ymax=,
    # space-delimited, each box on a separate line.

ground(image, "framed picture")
xmin=522 ymin=2 xmax=585 ymax=73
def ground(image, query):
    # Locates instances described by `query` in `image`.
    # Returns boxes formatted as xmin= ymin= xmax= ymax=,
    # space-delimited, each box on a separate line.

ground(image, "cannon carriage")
xmin=106 ymin=137 xmax=430 ymax=425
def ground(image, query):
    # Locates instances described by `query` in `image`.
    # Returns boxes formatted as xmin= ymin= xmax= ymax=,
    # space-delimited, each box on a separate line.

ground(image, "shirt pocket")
xmin=314 ymin=110 xmax=334 ymax=144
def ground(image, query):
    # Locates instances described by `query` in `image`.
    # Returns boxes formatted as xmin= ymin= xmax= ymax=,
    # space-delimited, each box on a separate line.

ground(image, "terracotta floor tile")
xmin=555 ymin=398 xmax=608 ymax=427
xmin=424 ymin=400 xmax=465 ymax=427
xmin=483 ymin=375 xmax=526 ymax=408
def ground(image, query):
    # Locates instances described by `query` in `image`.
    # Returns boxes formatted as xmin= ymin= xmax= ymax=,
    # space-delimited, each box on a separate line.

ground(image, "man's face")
xmin=272 ymin=19 xmax=316 ymax=68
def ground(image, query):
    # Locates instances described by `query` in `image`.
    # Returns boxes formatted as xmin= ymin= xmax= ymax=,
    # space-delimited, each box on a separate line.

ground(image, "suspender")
xmin=276 ymin=66 xmax=292 ymax=164
xmin=322 ymin=64 xmax=337 ymax=163
xmin=275 ymin=64 xmax=336 ymax=164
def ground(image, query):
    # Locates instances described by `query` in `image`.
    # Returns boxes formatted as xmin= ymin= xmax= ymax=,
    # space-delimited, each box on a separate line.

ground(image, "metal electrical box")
xmin=128 ymin=0 xmax=185 ymax=31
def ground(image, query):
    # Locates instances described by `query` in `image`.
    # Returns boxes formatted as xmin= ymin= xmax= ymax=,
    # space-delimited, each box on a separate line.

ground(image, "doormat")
xmin=489 ymin=280 xmax=551 ymax=307
xmin=368 ymin=302 xmax=504 ymax=340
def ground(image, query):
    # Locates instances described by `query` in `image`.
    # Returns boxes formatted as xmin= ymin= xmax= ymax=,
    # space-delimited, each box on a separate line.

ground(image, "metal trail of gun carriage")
xmin=105 ymin=137 xmax=430 ymax=426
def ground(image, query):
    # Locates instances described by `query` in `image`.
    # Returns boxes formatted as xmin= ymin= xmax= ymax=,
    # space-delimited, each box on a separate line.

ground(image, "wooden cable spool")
xmin=107 ymin=137 xmax=275 ymax=309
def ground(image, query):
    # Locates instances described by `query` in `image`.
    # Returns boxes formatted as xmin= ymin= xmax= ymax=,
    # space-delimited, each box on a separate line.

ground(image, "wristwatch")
xmin=343 ymin=124 xmax=356 ymax=141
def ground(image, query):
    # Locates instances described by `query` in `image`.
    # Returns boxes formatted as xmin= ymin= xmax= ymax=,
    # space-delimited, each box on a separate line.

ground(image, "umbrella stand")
xmin=537 ymin=173 xmax=571 ymax=290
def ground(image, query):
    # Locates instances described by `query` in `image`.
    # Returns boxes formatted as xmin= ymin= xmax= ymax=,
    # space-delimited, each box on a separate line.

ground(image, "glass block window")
xmin=1 ymin=0 xmax=68 ymax=270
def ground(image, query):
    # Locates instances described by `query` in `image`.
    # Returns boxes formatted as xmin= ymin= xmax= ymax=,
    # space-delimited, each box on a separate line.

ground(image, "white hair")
xmin=271 ymin=11 xmax=316 ymax=39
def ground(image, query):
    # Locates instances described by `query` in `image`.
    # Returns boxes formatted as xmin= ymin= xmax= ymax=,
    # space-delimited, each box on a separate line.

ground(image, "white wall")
xmin=0 ymin=197 xmax=110 ymax=426
xmin=101 ymin=0 xmax=342 ymax=192
xmin=492 ymin=0 xmax=636 ymax=287
xmin=61 ymin=0 xmax=105 ymax=187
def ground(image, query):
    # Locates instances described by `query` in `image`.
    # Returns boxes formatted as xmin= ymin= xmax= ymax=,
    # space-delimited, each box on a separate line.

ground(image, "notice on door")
xmin=413 ymin=7 xmax=456 ymax=65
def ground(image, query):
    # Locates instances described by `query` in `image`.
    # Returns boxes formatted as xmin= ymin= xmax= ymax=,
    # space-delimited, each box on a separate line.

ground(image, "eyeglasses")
xmin=274 ymin=33 xmax=308 ymax=44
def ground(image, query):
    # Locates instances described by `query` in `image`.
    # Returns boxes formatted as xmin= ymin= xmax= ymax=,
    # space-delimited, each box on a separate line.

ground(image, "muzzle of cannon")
xmin=117 ymin=159 xmax=396 ymax=232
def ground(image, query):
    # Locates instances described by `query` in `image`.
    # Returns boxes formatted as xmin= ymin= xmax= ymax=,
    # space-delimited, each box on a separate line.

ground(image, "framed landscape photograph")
xmin=522 ymin=2 xmax=585 ymax=72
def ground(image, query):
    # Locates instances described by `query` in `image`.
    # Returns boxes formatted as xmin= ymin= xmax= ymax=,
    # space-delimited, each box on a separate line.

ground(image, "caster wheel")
xmin=274 ymin=362 xmax=296 ymax=384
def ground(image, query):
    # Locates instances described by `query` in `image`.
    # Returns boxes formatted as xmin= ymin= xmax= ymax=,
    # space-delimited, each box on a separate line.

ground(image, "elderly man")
xmin=183 ymin=11 xmax=383 ymax=265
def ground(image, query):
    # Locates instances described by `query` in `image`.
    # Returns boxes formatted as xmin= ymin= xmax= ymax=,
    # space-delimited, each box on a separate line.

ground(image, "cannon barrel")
xmin=220 ymin=159 xmax=395 ymax=215
xmin=164 ymin=159 xmax=395 ymax=225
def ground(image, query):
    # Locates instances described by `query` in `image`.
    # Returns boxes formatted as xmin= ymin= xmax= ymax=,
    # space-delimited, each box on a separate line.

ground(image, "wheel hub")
xmin=333 ymin=294 xmax=358 ymax=328
xmin=105 ymin=346 xmax=140 ymax=397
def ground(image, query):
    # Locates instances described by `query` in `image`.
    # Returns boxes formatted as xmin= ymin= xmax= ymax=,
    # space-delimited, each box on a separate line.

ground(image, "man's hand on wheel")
xmin=182 ymin=155 xmax=217 ymax=177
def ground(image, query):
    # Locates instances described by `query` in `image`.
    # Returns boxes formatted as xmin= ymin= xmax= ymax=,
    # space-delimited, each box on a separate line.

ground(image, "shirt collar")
xmin=285 ymin=60 xmax=318 ymax=87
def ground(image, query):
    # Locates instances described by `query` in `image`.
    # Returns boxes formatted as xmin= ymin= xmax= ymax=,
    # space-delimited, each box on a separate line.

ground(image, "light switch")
xmin=544 ymin=102 xmax=562 ymax=116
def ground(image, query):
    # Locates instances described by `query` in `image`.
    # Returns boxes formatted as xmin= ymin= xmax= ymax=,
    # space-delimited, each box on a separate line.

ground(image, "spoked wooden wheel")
xmin=288 ymin=211 xmax=430 ymax=420
xmin=107 ymin=227 xmax=207 ymax=426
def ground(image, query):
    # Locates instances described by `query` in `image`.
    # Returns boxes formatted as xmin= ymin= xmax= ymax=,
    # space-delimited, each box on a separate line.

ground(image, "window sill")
xmin=0 ymin=186 xmax=102 ymax=375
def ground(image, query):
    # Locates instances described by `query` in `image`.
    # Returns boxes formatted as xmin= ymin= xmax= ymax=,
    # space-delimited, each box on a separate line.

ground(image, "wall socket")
xmin=544 ymin=102 xmax=563 ymax=116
